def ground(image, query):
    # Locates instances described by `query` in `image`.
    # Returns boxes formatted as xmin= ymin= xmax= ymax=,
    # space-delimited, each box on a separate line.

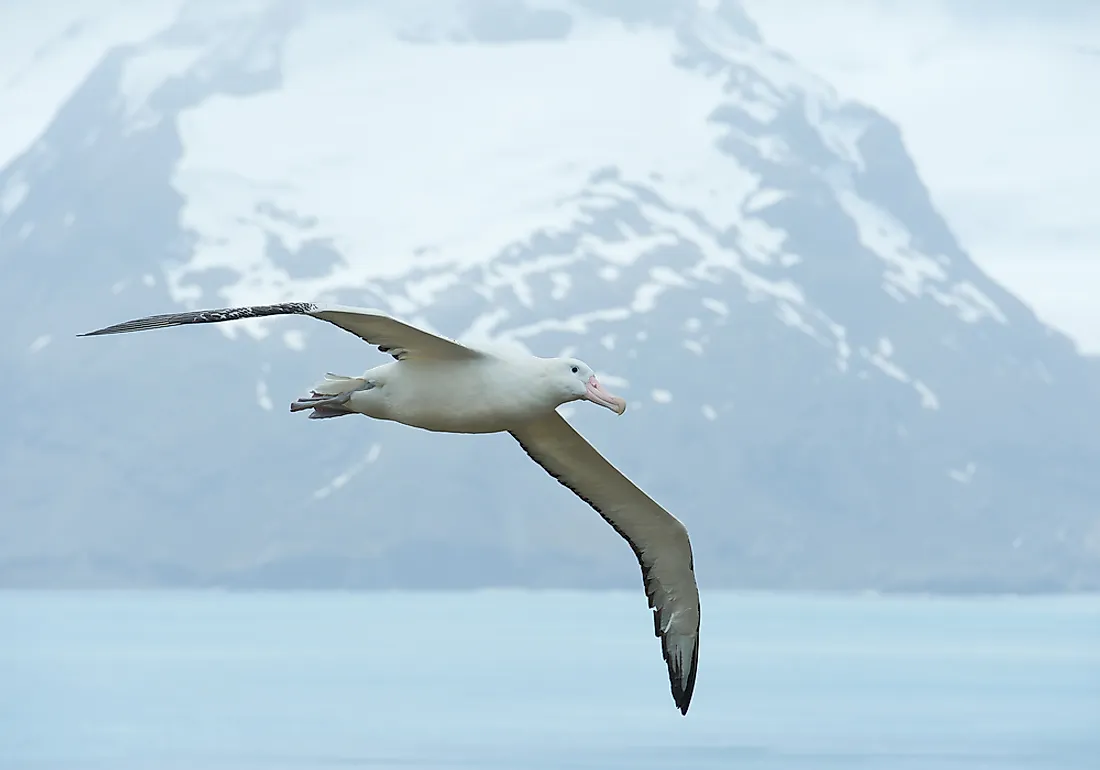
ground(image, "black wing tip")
xmin=77 ymin=324 xmax=136 ymax=337
xmin=659 ymin=609 xmax=699 ymax=716
xmin=77 ymin=318 xmax=175 ymax=337
xmin=77 ymin=325 xmax=131 ymax=337
xmin=670 ymin=648 xmax=700 ymax=716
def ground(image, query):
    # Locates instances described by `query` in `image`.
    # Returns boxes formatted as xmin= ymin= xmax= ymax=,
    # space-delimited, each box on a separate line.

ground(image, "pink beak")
xmin=584 ymin=375 xmax=627 ymax=415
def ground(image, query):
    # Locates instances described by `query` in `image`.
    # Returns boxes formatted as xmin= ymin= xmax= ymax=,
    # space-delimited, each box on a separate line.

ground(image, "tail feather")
xmin=310 ymin=373 xmax=368 ymax=396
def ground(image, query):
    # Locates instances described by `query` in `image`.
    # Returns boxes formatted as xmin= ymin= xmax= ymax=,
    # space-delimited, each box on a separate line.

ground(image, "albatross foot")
xmin=289 ymin=378 xmax=375 ymax=420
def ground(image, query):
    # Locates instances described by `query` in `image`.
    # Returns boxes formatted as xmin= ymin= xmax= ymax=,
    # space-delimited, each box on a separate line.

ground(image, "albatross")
xmin=80 ymin=301 xmax=701 ymax=714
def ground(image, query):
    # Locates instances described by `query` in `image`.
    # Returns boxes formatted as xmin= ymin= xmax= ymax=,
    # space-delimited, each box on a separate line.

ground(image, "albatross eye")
xmin=570 ymin=366 xmax=579 ymax=374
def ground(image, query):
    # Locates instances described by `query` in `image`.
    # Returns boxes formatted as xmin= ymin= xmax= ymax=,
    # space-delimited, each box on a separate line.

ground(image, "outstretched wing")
xmin=509 ymin=412 xmax=701 ymax=715
xmin=79 ymin=301 xmax=482 ymax=362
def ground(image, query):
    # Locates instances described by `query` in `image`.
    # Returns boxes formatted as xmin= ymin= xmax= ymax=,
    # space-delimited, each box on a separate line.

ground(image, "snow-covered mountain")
xmin=2 ymin=0 xmax=1098 ymax=591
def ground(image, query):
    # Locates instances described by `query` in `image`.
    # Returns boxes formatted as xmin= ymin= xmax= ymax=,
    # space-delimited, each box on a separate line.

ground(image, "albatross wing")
xmin=79 ymin=302 xmax=482 ymax=362
xmin=509 ymin=412 xmax=701 ymax=715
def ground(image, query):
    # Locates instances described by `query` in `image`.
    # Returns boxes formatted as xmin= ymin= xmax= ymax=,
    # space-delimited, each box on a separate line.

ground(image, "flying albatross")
xmin=80 ymin=301 xmax=701 ymax=715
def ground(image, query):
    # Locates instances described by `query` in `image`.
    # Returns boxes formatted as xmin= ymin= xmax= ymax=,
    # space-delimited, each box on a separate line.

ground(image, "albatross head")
xmin=548 ymin=358 xmax=627 ymax=415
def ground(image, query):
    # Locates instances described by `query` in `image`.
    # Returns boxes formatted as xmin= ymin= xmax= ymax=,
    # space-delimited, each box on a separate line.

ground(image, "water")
xmin=2 ymin=590 xmax=1097 ymax=769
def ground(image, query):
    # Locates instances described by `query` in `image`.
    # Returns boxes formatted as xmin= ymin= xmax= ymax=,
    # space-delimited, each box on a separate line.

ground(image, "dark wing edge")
xmin=78 ymin=302 xmax=318 ymax=337
xmin=509 ymin=416 xmax=701 ymax=715
xmin=78 ymin=301 xmax=481 ymax=363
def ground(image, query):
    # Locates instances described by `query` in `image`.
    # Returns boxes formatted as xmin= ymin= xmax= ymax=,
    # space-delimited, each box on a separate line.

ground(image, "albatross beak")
xmin=585 ymin=375 xmax=627 ymax=415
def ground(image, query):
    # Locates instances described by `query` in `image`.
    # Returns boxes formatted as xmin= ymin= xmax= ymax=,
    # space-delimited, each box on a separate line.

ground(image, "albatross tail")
xmin=290 ymin=373 xmax=373 ymax=420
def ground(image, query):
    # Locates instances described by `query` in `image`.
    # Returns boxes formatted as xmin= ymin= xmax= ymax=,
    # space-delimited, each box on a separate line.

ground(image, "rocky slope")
xmin=1 ymin=0 xmax=1098 ymax=591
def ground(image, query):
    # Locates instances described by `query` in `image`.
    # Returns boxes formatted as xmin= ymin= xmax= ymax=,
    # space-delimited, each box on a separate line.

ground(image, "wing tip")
xmin=671 ymin=649 xmax=699 ymax=715
xmin=77 ymin=325 xmax=125 ymax=337
xmin=77 ymin=320 xmax=161 ymax=337
xmin=662 ymin=622 xmax=700 ymax=716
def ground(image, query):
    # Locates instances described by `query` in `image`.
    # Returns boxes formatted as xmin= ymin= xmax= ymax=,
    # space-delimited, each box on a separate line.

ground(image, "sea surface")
xmin=2 ymin=590 xmax=1098 ymax=769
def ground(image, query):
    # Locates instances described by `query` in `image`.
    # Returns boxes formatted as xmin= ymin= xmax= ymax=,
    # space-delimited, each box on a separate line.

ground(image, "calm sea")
xmin=2 ymin=590 xmax=1097 ymax=769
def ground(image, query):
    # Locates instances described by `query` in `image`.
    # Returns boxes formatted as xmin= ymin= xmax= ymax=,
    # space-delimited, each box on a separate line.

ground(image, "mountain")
xmin=2 ymin=0 xmax=1098 ymax=592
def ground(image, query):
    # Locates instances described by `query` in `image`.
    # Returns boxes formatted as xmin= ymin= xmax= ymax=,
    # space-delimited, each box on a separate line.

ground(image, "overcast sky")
xmin=743 ymin=0 xmax=1100 ymax=354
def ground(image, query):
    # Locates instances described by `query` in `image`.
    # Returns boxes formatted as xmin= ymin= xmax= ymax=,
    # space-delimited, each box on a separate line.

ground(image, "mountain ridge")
xmin=2 ymin=0 xmax=1098 ymax=592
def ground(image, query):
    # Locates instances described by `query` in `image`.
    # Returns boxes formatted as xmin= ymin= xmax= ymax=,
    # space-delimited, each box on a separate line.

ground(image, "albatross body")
xmin=293 ymin=354 xmax=626 ymax=435
xmin=81 ymin=301 xmax=701 ymax=715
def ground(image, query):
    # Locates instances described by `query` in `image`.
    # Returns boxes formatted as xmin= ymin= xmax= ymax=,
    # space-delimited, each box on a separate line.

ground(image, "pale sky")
xmin=743 ymin=0 xmax=1100 ymax=354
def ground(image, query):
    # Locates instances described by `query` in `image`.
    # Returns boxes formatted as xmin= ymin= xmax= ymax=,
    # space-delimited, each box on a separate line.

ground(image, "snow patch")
xmin=840 ymin=190 xmax=947 ymax=294
xmin=690 ymin=10 xmax=866 ymax=171
xmin=861 ymin=344 xmax=942 ymax=410
xmin=403 ymin=273 xmax=462 ymax=309
xmin=313 ymin=443 xmax=383 ymax=500
xmin=550 ymin=272 xmax=571 ymax=300
xmin=862 ymin=345 xmax=909 ymax=383
xmin=949 ymin=462 xmax=976 ymax=484
xmin=504 ymin=308 xmax=632 ymax=340
xmin=588 ymin=232 xmax=679 ymax=267
xmin=702 ymin=298 xmax=729 ymax=316
xmin=736 ymin=216 xmax=789 ymax=264
xmin=644 ymin=204 xmax=804 ymax=305
xmin=483 ymin=253 xmax=579 ymax=309
xmin=599 ymin=373 xmax=629 ymax=389
xmin=914 ymin=380 xmax=940 ymax=410
xmin=838 ymin=190 xmax=1007 ymax=325
xmin=630 ymin=267 xmax=691 ymax=313
xmin=1 ymin=178 xmax=28 ymax=218
xmin=830 ymin=323 xmax=851 ymax=372
xmin=460 ymin=308 xmax=511 ymax=348
xmin=118 ymin=45 xmax=205 ymax=133
xmin=28 ymin=334 xmax=51 ymax=353
xmin=743 ymin=187 xmax=789 ymax=213
xmin=256 ymin=379 xmax=273 ymax=411
xmin=775 ymin=302 xmax=824 ymax=342
xmin=949 ymin=282 xmax=1008 ymax=324
xmin=168 ymin=12 xmax=757 ymax=313
xmin=283 ymin=330 xmax=306 ymax=351
xmin=631 ymin=282 xmax=666 ymax=313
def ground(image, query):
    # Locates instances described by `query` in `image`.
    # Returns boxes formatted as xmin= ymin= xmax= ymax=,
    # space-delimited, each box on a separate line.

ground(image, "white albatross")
xmin=80 ymin=301 xmax=701 ymax=714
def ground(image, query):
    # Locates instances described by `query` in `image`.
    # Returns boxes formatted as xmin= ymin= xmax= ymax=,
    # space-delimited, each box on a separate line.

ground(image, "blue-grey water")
xmin=2 ymin=590 xmax=1098 ymax=769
